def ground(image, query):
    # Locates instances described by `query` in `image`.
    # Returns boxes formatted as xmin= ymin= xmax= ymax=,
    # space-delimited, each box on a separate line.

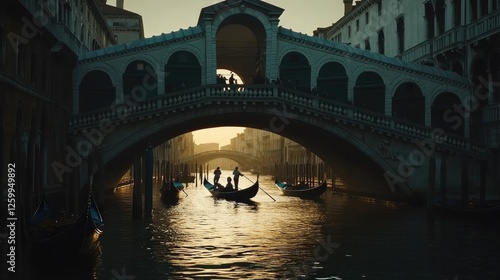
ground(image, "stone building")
xmin=101 ymin=0 xmax=144 ymax=44
xmin=0 ymin=0 xmax=116 ymax=220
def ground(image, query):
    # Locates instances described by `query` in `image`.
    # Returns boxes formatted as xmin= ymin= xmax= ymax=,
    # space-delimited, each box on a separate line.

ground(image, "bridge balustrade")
xmin=69 ymin=84 xmax=488 ymax=158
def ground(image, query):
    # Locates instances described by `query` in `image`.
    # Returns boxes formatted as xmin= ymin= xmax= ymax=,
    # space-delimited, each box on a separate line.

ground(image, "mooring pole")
xmin=145 ymin=143 xmax=153 ymax=216
xmin=133 ymin=154 xmax=142 ymax=219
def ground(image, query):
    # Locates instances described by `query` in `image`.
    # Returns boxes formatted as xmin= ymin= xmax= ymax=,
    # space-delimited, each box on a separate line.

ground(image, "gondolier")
xmin=232 ymin=167 xmax=244 ymax=190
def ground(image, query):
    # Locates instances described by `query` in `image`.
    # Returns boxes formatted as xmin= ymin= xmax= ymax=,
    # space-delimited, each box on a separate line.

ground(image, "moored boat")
xmin=160 ymin=180 xmax=185 ymax=204
xmin=203 ymin=177 xmax=259 ymax=201
xmin=275 ymin=179 xmax=327 ymax=198
xmin=26 ymin=189 xmax=104 ymax=257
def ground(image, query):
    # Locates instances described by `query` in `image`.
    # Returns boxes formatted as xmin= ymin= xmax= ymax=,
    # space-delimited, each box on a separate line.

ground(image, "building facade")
xmin=1 ymin=0 xmax=117 ymax=221
xmin=101 ymin=1 xmax=144 ymax=44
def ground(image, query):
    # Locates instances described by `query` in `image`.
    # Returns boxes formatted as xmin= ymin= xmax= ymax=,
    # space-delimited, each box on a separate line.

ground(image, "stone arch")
xmin=392 ymin=82 xmax=425 ymax=125
xmin=316 ymin=61 xmax=348 ymax=103
xmin=79 ymin=70 xmax=116 ymax=112
xmin=279 ymin=51 xmax=311 ymax=91
xmin=431 ymin=91 xmax=465 ymax=136
xmin=164 ymin=50 xmax=202 ymax=93
xmin=123 ymin=60 xmax=158 ymax=100
xmin=353 ymin=71 xmax=386 ymax=114
xmin=215 ymin=13 xmax=267 ymax=84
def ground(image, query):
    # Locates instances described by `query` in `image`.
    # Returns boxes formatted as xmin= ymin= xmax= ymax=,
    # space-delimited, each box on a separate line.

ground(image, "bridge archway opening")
xmin=216 ymin=14 xmax=266 ymax=85
xmin=392 ymin=82 xmax=424 ymax=125
xmin=317 ymin=62 xmax=348 ymax=103
xmin=165 ymin=50 xmax=202 ymax=93
xmin=280 ymin=51 xmax=311 ymax=91
xmin=353 ymin=71 xmax=385 ymax=114
xmin=431 ymin=91 xmax=465 ymax=136
xmin=124 ymin=60 xmax=158 ymax=99
xmin=79 ymin=70 xmax=115 ymax=112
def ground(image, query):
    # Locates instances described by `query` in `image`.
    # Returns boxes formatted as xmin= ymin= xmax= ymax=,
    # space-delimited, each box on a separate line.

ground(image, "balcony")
xmin=467 ymin=9 xmax=500 ymax=42
xmin=401 ymin=40 xmax=432 ymax=63
xmin=433 ymin=26 xmax=465 ymax=55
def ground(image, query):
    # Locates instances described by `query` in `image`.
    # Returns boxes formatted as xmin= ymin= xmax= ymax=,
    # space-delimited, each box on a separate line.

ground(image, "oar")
xmin=244 ymin=174 xmax=276 ymax=202
xmin=176 ymin=182 xmax=189 ymax=197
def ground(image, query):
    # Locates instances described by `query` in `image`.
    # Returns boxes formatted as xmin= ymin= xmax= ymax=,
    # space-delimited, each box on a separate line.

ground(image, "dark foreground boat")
xmin=275 ymin=179 xmax=327 ymax=198
xmin=160 ymin=180 xmax=185 ymax=204
xmin=203 ymin=177 xmax=259 ymax=201
xmin=26 ymin=190 xmax=104 ymax=257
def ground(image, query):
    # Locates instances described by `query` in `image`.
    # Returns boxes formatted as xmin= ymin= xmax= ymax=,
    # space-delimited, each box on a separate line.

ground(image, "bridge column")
xmin=266 ymin=18 xmax=280 ymax=80
xmin=439 ymin=155 xmax=447 ymax=208
xmin=204 ymin=17 xmax=216 ymax=84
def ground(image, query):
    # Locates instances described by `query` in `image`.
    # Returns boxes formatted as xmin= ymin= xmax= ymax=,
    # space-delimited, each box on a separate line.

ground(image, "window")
xmin=480 ymin=0 xmax=488 ymax=16
xmin=30 ymin=51 xmax=37 ymax=85
xmin=348 ymin=25 xmax=351 ymax=38
xmin=364 ymin=39 xmax=371 ymax=51
xmin=378 ymin=1 xmax=382 ymax=16
xmin=425 ymin=2 xmax=435 ymax=38
xmin=396 ymin=17 xmax=405 ymax=54
xmin=356 ymin=19 xmax=359 ymax=32
xmin=454 ymin=0 xmax=462 ymax=27
xmin=471 ymin=0 xmax=478 ymax=21
xmin=365 ymin=12 xmax=369 ymax=24
xmin=435 ymin=0 xmax=445 ymax=35
xmin=377 ymin=29 xmax=384 ymax=55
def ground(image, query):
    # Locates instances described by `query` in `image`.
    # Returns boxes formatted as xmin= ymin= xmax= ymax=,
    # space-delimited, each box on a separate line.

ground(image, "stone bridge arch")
xmin=183 ymin=150 xmax=261 ymax=168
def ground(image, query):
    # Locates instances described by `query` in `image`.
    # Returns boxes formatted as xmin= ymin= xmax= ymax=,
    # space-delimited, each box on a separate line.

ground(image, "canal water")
xmin=5 ymin=172 xmax=500 ymax=279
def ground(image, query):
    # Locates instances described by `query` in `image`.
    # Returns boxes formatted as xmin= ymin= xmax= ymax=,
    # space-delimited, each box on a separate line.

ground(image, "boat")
xmin=274 ymin=179 xmax=327 ymax=198
xmin=160 ymin=180 xmax=185 ymax=204
xmin=26 ymin=189 xmax=104 ymax=257
xmin=203 ymin=176 xmax=259 ymax=201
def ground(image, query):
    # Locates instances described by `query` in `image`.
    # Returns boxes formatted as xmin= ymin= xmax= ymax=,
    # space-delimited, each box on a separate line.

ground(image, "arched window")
xmin=165 ymin=51 xmax=201 ymax=93
xmin=123 ymin=60 xmax=157 ymax=101
xmin=279 ymin=52 xmax=311 ymax=92
xmin=393 ymin=82 xmax=425 ymax=125
xmin=317 ymin=62 xmax=348 ymax=103
xmin=431 ymin=92 xmax=464 ymax=136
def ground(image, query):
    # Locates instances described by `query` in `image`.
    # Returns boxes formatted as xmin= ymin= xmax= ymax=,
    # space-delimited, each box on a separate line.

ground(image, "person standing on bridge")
xmin=232 ymin=167 xmax=244 ymax=191
xmin=213 ymin=167 xmax=222 ymax=184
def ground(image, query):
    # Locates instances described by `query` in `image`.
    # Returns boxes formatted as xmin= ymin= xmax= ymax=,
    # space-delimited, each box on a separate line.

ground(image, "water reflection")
xmin=8 ymin=174 xmax=500 ymax=279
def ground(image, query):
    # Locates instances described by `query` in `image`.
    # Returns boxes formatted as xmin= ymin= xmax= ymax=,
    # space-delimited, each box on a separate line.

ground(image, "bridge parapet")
xmin=69 ymin=84 xmax=488 ymax=159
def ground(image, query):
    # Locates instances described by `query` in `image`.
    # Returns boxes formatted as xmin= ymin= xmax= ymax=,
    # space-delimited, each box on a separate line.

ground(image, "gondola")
xmin=203 ymin=176 xmax=259 ymax=201
xmin=160 ymin=180 xmax=186 ymax=204
xmin=274 ymin=179 xmax=327 ymax=198
xmin=26 ymin=189 xmax=104 ymax=257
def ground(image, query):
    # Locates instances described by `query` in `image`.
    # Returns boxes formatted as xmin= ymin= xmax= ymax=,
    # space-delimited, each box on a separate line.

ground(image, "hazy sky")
xmin=115 ymin=1 xmax=344 ymax=146
xmin=119 ymin=0 xmax=344 ymax=37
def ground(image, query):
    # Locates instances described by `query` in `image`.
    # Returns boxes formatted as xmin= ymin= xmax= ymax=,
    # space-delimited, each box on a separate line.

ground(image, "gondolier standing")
xmin=232 ymin=167 xmax=244 ymax=190
xmin=213 ymin=167 xmax=222 ymax=184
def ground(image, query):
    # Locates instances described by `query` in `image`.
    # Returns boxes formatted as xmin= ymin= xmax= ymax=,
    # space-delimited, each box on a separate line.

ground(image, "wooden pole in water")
xmin=144 ymin=144 xmax=153 ymax=216
xmin=460 ymin=160 xmax=469 ymax=209
xmin=133 ymin=154 xmax=142 ymax=219
xmin=440 ymin=155 xmax=447 ymax=209
xmin=427 ymin=157 xmax=436 ymax=215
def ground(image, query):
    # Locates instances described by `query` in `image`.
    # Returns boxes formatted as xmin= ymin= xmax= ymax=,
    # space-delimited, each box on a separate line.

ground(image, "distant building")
xmin=315 ymin=0 xmax=500 ymax=146
xmin=101 ymin=0 xmax=145 ymax=44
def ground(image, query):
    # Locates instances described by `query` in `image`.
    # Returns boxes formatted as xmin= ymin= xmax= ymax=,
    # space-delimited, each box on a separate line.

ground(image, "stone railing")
xmin=69 ymin=84 xmax=489 ymax=158
xmin=482 ymin=104 xmax=500 ymax=123
xmin=402 ymin=41 xmax=432 ymax=62
xmin=467 ymin=9 xmax=500 ymax=42
xmin=433 ymin=26 xmax=465 ymax=54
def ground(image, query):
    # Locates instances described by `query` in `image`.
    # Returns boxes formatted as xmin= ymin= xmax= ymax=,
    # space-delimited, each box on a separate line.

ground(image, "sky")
xmin=114 ymin=1 xmax=344 ymax=146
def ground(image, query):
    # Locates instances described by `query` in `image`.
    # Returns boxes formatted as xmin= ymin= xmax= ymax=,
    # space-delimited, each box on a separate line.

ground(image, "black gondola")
xmin=275 ymin=179 xmax=327 ymax=198
xmin=26 ymin=189 xmax=104 ymax=257
xmin=160 ymin=180 xmax=185 ymax=204
xmin=203 ymin=177 xmax=259 ymax=201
